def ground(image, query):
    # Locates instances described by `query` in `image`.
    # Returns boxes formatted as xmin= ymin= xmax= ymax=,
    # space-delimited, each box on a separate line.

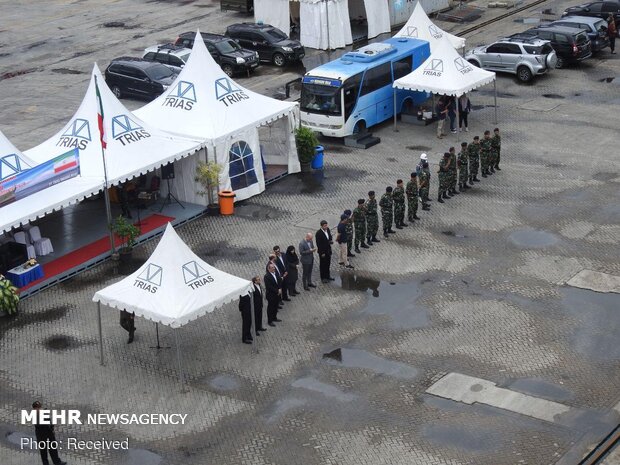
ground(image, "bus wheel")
xmin=353 ymin=121 xmax=366 ymax=135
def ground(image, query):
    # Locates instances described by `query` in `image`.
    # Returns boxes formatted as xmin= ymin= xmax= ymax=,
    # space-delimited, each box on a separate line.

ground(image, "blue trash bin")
xmin=312 ymin=145 xmax=324 ymax=170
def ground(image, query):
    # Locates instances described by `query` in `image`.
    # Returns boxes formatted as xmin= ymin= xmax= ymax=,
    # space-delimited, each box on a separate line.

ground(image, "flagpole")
xmin=95 ymin=75 xmax=116 ymax=254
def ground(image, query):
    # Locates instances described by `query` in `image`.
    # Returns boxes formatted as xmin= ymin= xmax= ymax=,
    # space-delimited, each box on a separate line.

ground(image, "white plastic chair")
xmin=13 ymin=231 xmax=36 ymax=260
xmin=29 ymin=226 xmax=54 ymax=256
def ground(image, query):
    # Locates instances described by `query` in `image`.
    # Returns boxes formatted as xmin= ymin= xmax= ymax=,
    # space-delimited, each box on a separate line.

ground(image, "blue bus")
xmin=300 ymin=37 xmax=430 ymax=137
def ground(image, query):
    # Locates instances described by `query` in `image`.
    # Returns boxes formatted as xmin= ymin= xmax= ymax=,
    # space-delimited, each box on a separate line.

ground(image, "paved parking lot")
xmin=1 ymin=0 xmax=619 ymax=464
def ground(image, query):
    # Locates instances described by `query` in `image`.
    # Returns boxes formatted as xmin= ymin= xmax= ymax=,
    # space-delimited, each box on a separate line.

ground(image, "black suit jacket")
xmin=239 ymin=284 xmax=264 ymax=312
xmin=274 ymin=255 xmax=287 ymax=275
xmin=315 ymin=228 xmax=333 ymax=256
xmin=264 ymin=272 xmax=280 ymax=300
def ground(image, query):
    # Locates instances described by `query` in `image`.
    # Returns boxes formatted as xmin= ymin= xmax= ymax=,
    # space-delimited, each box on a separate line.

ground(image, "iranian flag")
xmin=95 ymin=76 xmax=107 ymax=149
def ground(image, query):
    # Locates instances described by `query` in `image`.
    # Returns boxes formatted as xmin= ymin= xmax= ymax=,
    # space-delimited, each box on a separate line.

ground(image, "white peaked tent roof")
xmin=393 ymin=35 xmax=495 ymax=96
xmin=135 ymin=31 xmax=297 ymax=144
xmin=26 ymin=65 xmax=202 ymax=186
xmin=0 ymin=129 xmax=36 ymax=181
xmin=93 ymin=223 xmax=253 ymax=328
xmin=395 ymin=2 xmax=466 ymax=50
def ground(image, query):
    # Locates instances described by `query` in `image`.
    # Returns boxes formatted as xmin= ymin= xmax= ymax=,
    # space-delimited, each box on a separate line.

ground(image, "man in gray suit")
xmin=298 ymin=232 xmax=317 ymax=290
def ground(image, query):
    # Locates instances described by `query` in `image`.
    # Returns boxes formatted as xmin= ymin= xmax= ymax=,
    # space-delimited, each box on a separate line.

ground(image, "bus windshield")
xmin=301 ymin=83 xmax=342 ymax=116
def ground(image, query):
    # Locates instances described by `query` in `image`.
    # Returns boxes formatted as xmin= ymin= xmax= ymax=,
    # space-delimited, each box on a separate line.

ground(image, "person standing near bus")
xmin=379 ymin=187 xmax=395 ymax=238
xmin=393 ymin=180 xmax=407 ymax=229
xmin=436 ymin=96 xmax=448 ymax=139
xmin=366 ymin=191 xmax=380 ymax=243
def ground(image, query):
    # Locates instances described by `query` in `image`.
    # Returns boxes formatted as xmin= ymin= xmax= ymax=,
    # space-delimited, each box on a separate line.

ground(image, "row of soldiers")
xmin=437 ymin=128 xmax=501 ymax=201
xmin=338 ymin=128 xmax=502 ymax=247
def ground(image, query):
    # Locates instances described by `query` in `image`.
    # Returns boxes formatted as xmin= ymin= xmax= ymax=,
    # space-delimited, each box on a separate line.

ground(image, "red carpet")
xmin=20 ymin=214 xmax=174 ymax=293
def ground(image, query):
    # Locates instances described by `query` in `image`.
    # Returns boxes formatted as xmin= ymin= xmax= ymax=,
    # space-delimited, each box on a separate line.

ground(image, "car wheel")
xmin=112 ymin=85 xmax=122 ymax=98
xmin=272 ymin=52 xmax=286 ymax=67
xmin=516 ymin=66 xmax=533 ymax=83
xmin=222 ymin=64 xmax=234 ymax=77
xmin=555 ymin=56 xmax=565 ymax=69
xmin=353 ymin=120 xmax=366 ymax=135
xmin=467 ymin=59 xmax=480 ymax=67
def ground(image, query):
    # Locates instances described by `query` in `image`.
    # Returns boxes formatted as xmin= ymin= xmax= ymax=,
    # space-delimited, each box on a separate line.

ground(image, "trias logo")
xmin=134 ymin=263 xmax=162 ymax=293
xmin=111 ymin=115 xmax=151 ymax=146
xmin=428 ymin=25 xmax=443 ymax=40
xmin=163 ymin=81 xmax=197 ymax=111
xmin=423 ymin=59 xmax=443 ymax=77
xmin=404 ymin=26 xmax=418 ymax=38
xmin=454 ymin=57 xmax=473 ymax=75
xmin=182 ymin=261 xmax=214 ymax=290
xmin=57 ymin=118 xmax=91 ymax=151
xmin=215 ymin=77 xmax=249 ymax=107
xmin=1 ymin=153 xmax=32 ymax=180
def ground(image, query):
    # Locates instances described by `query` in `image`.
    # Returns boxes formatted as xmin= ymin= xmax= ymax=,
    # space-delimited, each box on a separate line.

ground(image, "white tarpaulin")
xmin=93 ymin=223 xmax=252 ymax=328
xmin=300 ymin=0 xmax=353 ymax=49
xmin=393 ymin=35 xmax=495 ymax=96
xmin=255 ymin=0 xmax=291 ymax=39
xmin=135 ymin=31 xmax=299 ymax=203
xmin=395 ymin=2 xmax=466 ymax=50
xmin=0 ymin=129 xmax=35 ymax=181
xmin=365 ymin=0 xmax=391 ymax=39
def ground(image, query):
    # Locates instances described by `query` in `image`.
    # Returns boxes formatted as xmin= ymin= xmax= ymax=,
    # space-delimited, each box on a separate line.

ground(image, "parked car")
xmin=104 ymin=57 xmax=178 ymax=100
xmin=174 ymin=32 xmax=259 ymax=76
xmin=225 ymin=23 xmax=305 ymax=66
xmin=513 ymin=26 xmax=592 ymax=68
xmin=464 ymin=37 xmax=557 ymax=82
xmin=548 ymin=16 xmax=610 ymax=52
xmin=143 ymin=44 xmax=191 ymax=71
xmin=220 ymin=0 xmax=253 ymax=13
xmin=563 ymin=1 xmax=620 ymax=25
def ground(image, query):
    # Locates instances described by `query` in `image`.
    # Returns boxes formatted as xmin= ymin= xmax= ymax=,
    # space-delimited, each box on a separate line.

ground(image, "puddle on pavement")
xmin=195 ymin=241 xmax=261 ymax=264
xmin=120 ymin=448 xmax=163 ymax=465
xmin=322 ymin=348 xmax=418 ymax=379
xmin=208 ymin=374 xmax=240 ymax=391
xmin=508 ymin=228 xmax=559 ymax=248
xmin=506 ymin=378 xmax=574 ymax=402
xmin=386 ymin=157 xmax=397 ymax=162
xmin=0 ymin=306 xmax=69 ymax=340
xmin=353 ymin=280 xmax=430 ymax=329
xmin=51 ymin=68 xmax=83 ymax=75
xmin=264 ymin=397 xmax=307 ymax=423
xmin=291 ymin=376 xmax=356 ymax=401
xmin=43 ymin=335 xmax=85 ymax=351
xmin=542 ymin=94 xmax=565 ymax=99
xmin=592 ymin=171 xmax=618 ymax=182
xmin=232 ymin=203 xmax=282 ymax=221
xmin=441 ymin=230 xmax=467 ymax=238
xmin=423 ymin=424 xmax=504 ymax=452
xmin=599 ymin=77 xmax=616 ymax=83
xmin=560 ymin=287 xmax=620 ymax=360
xmin=300 ymin=171 xmax=325 ymax=194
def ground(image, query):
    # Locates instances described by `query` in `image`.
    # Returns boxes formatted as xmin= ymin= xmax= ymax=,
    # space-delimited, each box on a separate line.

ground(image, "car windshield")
xmin=265 ymin=28 xmax=288 ymax=42
xmin=215 ymin=39 xmax=242 ymax=54
xmin=301 ymin=83 xmax=342 ymax=116
xmin=145 ymin=64 xmax=175 ymax=80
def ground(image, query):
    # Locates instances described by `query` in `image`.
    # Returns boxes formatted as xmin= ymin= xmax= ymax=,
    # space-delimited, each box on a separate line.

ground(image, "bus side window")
xmin=343 ymin=72 xmax=363 ymax=120
xmin=360 ymin=62 xmax=392 ymax=96
xmin=393 ymin=56 xmax=413 ymax=80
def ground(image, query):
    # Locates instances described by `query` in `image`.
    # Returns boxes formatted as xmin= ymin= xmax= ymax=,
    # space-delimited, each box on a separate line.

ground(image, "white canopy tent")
xmin=93 ymin=223 xmax=254 ymax=382
xmin=394 ymin=2 xmax=466 ymax=50
xmin=135 ymin=31 xmax=300 ymax=204
xmin=392 ymin=35 xmax=497 ymax=134
xmin=0 ymin=129 xmax=36 ymax=181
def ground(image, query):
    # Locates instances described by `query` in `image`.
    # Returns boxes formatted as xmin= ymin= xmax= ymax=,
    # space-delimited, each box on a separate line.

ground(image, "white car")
xmin=143 ymin=44 xmax=191 ymax=72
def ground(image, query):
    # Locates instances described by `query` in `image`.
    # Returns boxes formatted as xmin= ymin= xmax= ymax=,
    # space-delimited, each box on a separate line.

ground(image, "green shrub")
xmin=295 ymin=126 xmax=319 ymax=164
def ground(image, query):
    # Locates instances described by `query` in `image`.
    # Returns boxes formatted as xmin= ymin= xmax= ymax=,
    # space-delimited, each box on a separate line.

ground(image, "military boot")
xmin=495 ymin=164 xmax=501 ymax=170
xmin=490 ymin=167 xmax=495 ymax=173
xmin=361 ymin=242 xmax=370 ymax=248
xmin=437 ymin=194 xmax=444 ymax=203
xmin=413 ymin=214 xmax=421 ymax=219
xmin=401 ymin=222 xmax=408 ymax=227
xmin=383 ymin=229 xmax=389 ymax=238
xmin=355 ymin=247 xmax=361 ymax=254
xmin=396 ymin=222 xmax=403 ymax=229
xmin=388 ymin=228 xmax=396 ymax=234
xmin=442 ymin=191 xmax=450 ymax=199
xmin=372 ymin=235 xmax=381 ymax=243
xmin=473 ymin=176 xmax=480 ymax=182
xmin=365 ymin=237 xmax=373 ymax=246
xmin=451 ymin=188 xmax=460 ymax=195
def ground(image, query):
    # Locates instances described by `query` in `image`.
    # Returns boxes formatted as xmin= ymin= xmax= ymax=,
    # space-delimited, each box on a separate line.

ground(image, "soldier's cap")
xmin=420 ymin=153 xmax=428 ymax=161
xmin=344 ymin=209 xmax=352 ymax=215
xmin=494 ymin=127 xmax=499 ymax=132
xmin=410 ymin=172 xmax=417 ymax=177
xmin=386 ymin=186 xmax=393 ymax=192
xmin=484 ymin=130 xmax=490 ymax=135
xmin=340 ymin=214 xmax=348 ymax=221
xmin=357 ymin=198 xmax=365 ymax=205
xmin=368 ymin=190 xmax=375 ymax=196
xmin=444 ymin=152 xmax=450 ymax=157
xmin=320 ymin=220 xmax=328 ymax=225
xmin=461 ymin=142 xmax=468 ymax=147
xmin=473 ymin=136 xmax=480 ymax=140
xmin=396 ymin=179 xmax=403 ymax=184
xmin=449 ymin=147 xmax=455 ymax=152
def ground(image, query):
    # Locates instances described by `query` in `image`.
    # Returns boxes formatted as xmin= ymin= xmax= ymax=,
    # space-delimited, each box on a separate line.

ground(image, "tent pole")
xmin=393 ymin=90 xmax=398 ymax=132
xmin=250 ymin=289 xmax=258 ymax=354
xmin=456 ymin=96 xmax=460 ymax=145
xmin=493 ymin=80 xmax=498 ymax=124
xmin=325 ymin=0 xmax=331 ymax=51
xmin=97 ymin=302 xmax=104 ymax=366
xmin=174 ymin=330 xmax=186 ymax=390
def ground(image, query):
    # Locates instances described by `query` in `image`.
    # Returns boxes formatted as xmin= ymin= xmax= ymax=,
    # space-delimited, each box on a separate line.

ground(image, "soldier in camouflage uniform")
xmin=365 ymin=191 xmax=380 ymax=243
xmin=480 ymin=130 xmax=492 ymax=177
xmin=492 ymin=127 xmax=501 ymax=170
xmin=406 ymin=172 xmax=420 ymax=221
xmin=448 ymin=146 xmax=459 ymax=195
xmin=468 ymin=135 xmax=481 ymax=184
xmin=418 ymin=161 xmax=431 ymax=211
xmin=353 ymin=198 xmax=369 ymax=253
xmin=343 ymin=209 xmax=355 ymax=257
xmin=379 ymin=186 xmax=395 ymax=238
xmin=437 ymin=152 xmax=451 ymax=202
xmin=392 ymin=179 xmax=407 ymax=229
xmin=457 ymin=142 xmax=470 ymax=191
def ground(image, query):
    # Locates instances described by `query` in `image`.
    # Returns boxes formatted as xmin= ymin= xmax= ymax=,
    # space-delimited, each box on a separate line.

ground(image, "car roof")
xmin=144 ymin=43 xmax=191 ymax=55
xmin=498 ymin=36 xmax=549 ymax=45
xmin=179 ymin=31 xmax=228 ymax=42
xmin=109 ymin=57 xmax=163 ymax=69
xmin=228 ymin=22 xmax=274 ymax=30
xmin=529 ymin=25 xmax=588 ymax=35
xmin=556 ymin=15 xmax=607 ymax=24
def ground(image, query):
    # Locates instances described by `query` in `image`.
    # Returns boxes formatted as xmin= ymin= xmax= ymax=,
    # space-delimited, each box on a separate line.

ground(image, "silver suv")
xmin=464 ymin=37 xmax=557 ymax=83
xmin=143 ymin=44 xmax=191 ymax=72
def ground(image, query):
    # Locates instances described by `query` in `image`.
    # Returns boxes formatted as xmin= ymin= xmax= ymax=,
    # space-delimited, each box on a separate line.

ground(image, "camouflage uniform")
xmin=392 ymin=185 xmax=406 ymax=227
xmin=345 ymin=216 xmax=354 ymax=254
xmin=468 ymin=142 xmax=480 ymax=182
xmin=405 ymin=178 xmax=419 ymax=221
xmin=353 ymin=204 xmax=367 ymax=249
xmin=379 ymin=192 xmax=393 ymax=235
xmin=438 ymin=157 xmax=449 ymax=199
xmin=480 ymin=136 xmax=492 ymax=175
xmin=418 ymin=170 xmax=430 ymax=209
xmin=366 ymin=197 xmax=379 ymax=241
xmin=491 ymin=132 xmax=501 ymax=169
xmin=458 ymin=146 xmax=469 ymax=187
xmin=449 ymin=150 xmax=458 ymax=192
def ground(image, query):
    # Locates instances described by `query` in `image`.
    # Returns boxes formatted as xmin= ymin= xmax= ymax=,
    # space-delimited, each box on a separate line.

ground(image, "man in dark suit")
xmin=264 ymin=262 xmax=282 ymax=326
xmin=266 ymin=254 xmax=284 ymax=309
xmin=298 ymin=232 xmax=317 ymax=290
xmin=273 ymin=246 xmax=290 ymax=301
xmin=238 ymin=276 xmax=266 ymax=344
xmin=120 ymin=310 xmax=136 ymax=344
xmin=315 ymin=220 xmax=335 ymax=283
xmin=32 ymin=401 xmax=67 ymax=465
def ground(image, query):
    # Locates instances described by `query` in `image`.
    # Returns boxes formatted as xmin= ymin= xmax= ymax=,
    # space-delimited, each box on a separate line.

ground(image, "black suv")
xmin=514 ymin=26 xmax=592 ymax=67
xmin=104 ymin=57 xmax=178 ymax=101
xmin=563 ymin=1 xmax=620 ymax=24
xmin=225 ymin=23 xmax=305 ymax=67
xmin=174 ymin=32 xmax=259 ymax=76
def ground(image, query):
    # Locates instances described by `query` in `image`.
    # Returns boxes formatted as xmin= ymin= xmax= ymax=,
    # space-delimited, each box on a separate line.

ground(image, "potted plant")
xmin=110 ymin=215 xmax=140 ymax=262
xmin=195 ymin=160 xmax=222 ymax=215
xmin=295 ymin=126 xmax=319 ymax=173
xmin=0 ymin=274 xmax=19 ymax=317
